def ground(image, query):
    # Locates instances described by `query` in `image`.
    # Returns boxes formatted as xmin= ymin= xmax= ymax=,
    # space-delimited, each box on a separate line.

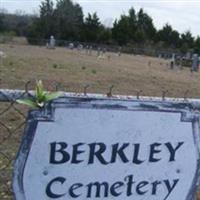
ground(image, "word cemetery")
xmin=13 ymin=97 xmax=200 ymax=200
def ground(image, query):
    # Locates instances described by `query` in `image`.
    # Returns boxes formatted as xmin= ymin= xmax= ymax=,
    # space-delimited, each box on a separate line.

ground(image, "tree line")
xmin=0 ymin=10 xmax=35 ymax=37
xmin=0 ymin=0 xmax=200 ymax=54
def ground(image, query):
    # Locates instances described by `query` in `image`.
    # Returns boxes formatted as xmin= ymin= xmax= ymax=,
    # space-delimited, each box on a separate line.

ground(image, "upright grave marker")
xmin=49 ymin=36 xmax=55 ymax=49
xmin=170 ymin=53 xmax=176 ymax=69
xmin=192 ymin=54 xmax=199 ymax=72
xmin=13 ymin=96 xmax=200 ymax=200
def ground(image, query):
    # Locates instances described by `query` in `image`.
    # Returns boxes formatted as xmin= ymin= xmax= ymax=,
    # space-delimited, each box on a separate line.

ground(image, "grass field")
xmin=1 ymin=43 xmax=200 ymax=199
xmin=1 ymin=43 xmax=200 ymax=98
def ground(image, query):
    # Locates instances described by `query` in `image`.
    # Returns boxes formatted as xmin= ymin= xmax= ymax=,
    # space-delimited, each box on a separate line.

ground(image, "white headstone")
xmin=69 ymin=43 xmax=74 ymax=50
xmin=170 ymin=53 xmax=176 ymax=69
xmin=49 ymin=36 xmax=55 ymax=49
xmin=0 ymin=51 xmax=6 ymax=66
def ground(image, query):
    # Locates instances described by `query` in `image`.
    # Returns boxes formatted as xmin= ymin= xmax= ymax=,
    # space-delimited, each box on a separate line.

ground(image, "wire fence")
xmin=1 ymin=86 xmax=200 ymax=199
xmin=0 ymin=82 xmax=50 ymax=199
xmin=0 ymin=35 xmax=181 ymax=58
xmin=0 ymin=88 xmax=31 ymax=200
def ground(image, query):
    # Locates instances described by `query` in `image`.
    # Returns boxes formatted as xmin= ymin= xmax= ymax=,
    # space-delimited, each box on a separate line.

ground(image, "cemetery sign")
xmin=13 ymin=96 xmax=200 ymax=200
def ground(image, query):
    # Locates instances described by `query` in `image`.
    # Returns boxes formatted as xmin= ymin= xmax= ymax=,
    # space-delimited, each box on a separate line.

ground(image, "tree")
xmin=170 ymin=30 xmax=180 ymax=48
xmin=112 ymin=8 xmax=138 ymax=45
xmin=180 ymin=31 xmax=194 ymax=49
xmin=27 ymin=0 xmax=55 ymax=41
xmin=54 ymin=0 xmax=84 ymax=40
xmin=128 ymin=7 xmax=137 ymax=42
xmin=112 ymin=15 xmax=130 ymax=45
xmin=83 ymin=12 xmax=101 ymax=42
xmin=28 ymin=0 xmax=84 ymax=41
xmin=136 ymin=9 xmax=156 ymax=43
xmin=22 ymin=1 xmax=200 ymax=54
xmin=156 ymin=24 xmax=180 ymax=47
xmin=0 ymin=13 xmax=5 ymax=32
xmin=27 ymin=0 xmax=84 ymax=42
xmin=194 ymin=37 xmax=200 ymax=54
xmin=39 ymin=0 xmax=55 ymax=38
xmin=112 ymin=8 xmax=156 ymax=45
xmin=27 ymin=17 xmax=41 ymax=43
xmin=81 ymin=12 xmax=111 ymax=43
xmin=0 ymin=8 xmax=7 ymax=32
xmin=98 ymin=26 xmax=112 ymax=44
xmin=0 ymin=10 xmax=35 ymax=37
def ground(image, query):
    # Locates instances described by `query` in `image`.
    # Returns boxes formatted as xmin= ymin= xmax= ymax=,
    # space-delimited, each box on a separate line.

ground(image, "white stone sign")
xmin=13 ymin=97 xmax=200 ymax=200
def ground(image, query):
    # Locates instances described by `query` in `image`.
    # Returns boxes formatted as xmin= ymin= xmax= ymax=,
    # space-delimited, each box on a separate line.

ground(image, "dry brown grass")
xmin=1 ymin=43 xmax=200 ymax=98
xmin=1 ymin=43 xmax=200 ymax=199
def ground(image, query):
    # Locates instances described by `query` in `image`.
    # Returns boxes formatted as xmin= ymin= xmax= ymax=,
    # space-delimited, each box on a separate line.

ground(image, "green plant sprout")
xmin=17 ymin=80 xmax=62 ymax=108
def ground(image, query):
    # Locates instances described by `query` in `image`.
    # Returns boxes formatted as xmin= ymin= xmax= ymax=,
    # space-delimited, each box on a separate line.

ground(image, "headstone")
xmin=170 ymin=53 xmax=176 ymax=69
xmin=13 ymin=97 xmax=200 ymax=200
xmin=118 ymin=47 xmax=122 ymax=56
xmin=0 ymin=51 xmax=6 ymax=58
xmin=97 ymin=48 xmax=107 ymax=58
xmin=69 ymin=43 xmax=74 ymax=50
xmin=192 ymin=54 xmax=199 ymax=72
xmin=49 ymin=35 xmax=55 ymax=49
xmin=77 ymin=44 xmax=83 ymax=52
xmin=0 ymin=51 xmax=6 ymax=66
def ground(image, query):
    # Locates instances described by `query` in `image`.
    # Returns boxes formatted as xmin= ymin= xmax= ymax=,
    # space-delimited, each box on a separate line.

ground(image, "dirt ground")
xmin=1 ymin=43 xmax=200 ymax=199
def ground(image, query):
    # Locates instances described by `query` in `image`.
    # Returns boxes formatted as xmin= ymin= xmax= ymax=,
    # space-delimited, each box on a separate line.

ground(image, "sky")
xmin=1 ymin=0 xmax=200 ymax=37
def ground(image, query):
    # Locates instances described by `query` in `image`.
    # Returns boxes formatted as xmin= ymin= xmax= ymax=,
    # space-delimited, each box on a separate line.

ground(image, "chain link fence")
xmin=1 ymin=86 xmax=200 ymax=199
xmin=0 ymin=89 xmax=31 ymax=200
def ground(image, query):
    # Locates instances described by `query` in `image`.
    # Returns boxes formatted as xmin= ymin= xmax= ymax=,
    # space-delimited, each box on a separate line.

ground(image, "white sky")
xmin=1 ymin=0 xmax=200 ymax=37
